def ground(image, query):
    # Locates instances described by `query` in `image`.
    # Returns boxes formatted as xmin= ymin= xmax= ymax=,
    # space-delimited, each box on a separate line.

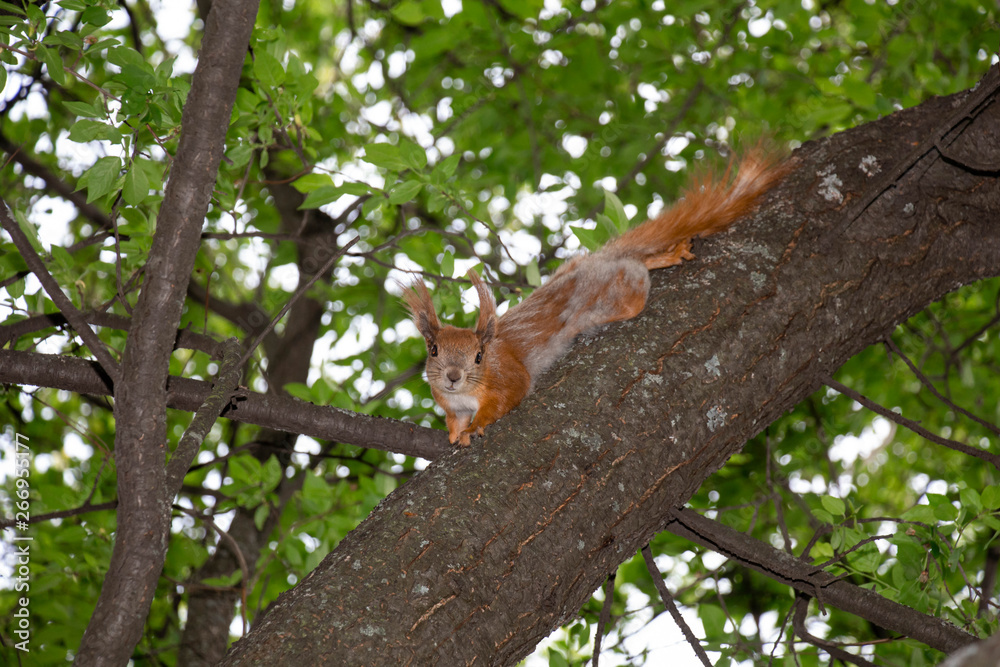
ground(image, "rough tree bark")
xmin=73 ymin=0 xmax=260 ymax=664
xmin=221 ymin=73 xmax=1000 ymax=664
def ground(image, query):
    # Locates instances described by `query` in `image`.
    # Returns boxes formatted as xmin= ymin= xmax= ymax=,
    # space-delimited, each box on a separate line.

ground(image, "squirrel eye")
xmin=430 ymin=344 xmax=438 ymax=357
xmin=475 ymin=350 xmax=483 ymax=364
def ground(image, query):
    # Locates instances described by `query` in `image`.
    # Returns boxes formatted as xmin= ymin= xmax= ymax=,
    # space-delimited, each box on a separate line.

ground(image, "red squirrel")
xmin=404 ymin=151 xmax=787 ymax=445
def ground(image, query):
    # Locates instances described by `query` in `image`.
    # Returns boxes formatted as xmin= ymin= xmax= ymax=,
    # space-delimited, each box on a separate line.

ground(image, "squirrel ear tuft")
xmin=468 ymin=269 xmax=497 ymax=343
xmin=402 ymin=279 xmax=441 ymax=342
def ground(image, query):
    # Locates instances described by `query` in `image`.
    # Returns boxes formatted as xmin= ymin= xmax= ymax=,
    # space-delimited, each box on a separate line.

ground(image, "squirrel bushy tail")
xmin=500 ymin=149 xmax=788 ymax=385
xmin=604 ymin=150 xmax=788 ymax=269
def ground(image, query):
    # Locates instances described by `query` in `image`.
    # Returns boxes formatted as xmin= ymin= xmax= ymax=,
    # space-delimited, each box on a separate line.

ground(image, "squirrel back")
xmin=406 ymin=150 xmax=788 ymax=445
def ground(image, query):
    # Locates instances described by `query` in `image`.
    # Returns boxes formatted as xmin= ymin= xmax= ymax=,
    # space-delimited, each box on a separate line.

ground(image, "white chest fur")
xmin=439 ymin=392 xmax=479 ymax=417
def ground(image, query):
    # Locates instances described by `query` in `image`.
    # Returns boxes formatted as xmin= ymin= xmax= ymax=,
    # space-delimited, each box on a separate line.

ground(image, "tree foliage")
xmin=0 ymin=0 xmax=998 ymax=665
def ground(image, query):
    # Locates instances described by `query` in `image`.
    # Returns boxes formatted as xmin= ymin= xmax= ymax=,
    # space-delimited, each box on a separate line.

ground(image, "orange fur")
xmin=406 ymin=150 xmax=788 ymax=445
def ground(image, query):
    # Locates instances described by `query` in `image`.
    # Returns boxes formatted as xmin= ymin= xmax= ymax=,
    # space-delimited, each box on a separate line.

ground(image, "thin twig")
xmin=792 ymin=594 xmax=876 ymax=667
xmin=0 ymin=197 xmax=121 ymax=381
xmin=825 ymin=377 xmax=1000 ymax=470
xmin=592 ymin=574 xmax=616 ymax=667
xmin=165 ymin=338 xmax=243 ymax=494
xmin=237 ymin=235 xmax=359 ymax=370
xmin=640 ymin=545 xmax=712 ymax=667
xmin=885 ymin=337 xmax=1000 ymax=437
xmin=174 ymin=504 xmax=251 ymax=635
xmin=0 ymin=500 xmax=118 ymax=529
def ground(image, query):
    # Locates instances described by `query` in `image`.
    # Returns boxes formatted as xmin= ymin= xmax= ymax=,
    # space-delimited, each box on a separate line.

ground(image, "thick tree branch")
xmin=75 ymin=1 xmax=260 ymax=663
xmin=0 ymin=347 xmax=450 ymax=459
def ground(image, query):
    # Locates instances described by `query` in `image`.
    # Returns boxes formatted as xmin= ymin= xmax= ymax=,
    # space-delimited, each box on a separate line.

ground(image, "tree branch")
xmin=641 ymin=544 xmax=712 ymax=667
xmin=164 ymin=337 xmax=243 ymax=494
xmin=0 ymin=197 xmax=121 ymax=381
xmin=75 ymin=1 xmax=261 ymax=663
xmin=666 ymin=508 xmax=974 ymax=654
xmin=824 ymin=377 xmax=1000 ymax=469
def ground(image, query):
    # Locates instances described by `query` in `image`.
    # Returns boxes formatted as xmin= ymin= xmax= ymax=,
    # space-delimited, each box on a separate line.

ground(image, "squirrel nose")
xmin=446 ymin=370 xmax=462 ymax=384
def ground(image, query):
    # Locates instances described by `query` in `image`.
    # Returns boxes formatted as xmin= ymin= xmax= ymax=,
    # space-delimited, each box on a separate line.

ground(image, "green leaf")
xmin=50 ymin=244 xmax=73 ymax=273
xmin=849 ymin=544 xmax=881 ymax=574
xmin=440 ymin=250 xmax=454 ymax=278
xmin=388 ymin=180 xmax=423 ymax=204
xmin=982 ymin=485 xmax=1000 ymax=510
xmin=107 ymin=46 xmax=145 ymax=69
xmin=300 ymin=184 xmax=371 ymax=209
xmin=434 ymin=153 xmax=461 ymax=180
xmin=25 ymin=2 xmax=44 ymax=24
xmin=68 ymin=119 xmax=122 ymax=143
xmin=813 ymin=509 xmax=835 ymax=525
xmin=116 ymin=63 xmax=156 ymax=92
xmin=526 ymin=260 xmax=540 ymax=287
xmin=699 ymin=604 xmax=726 ymax=637
xmin=902 ymin=504 xmax=938 ymax=524
xmin=254 ymin=504 xmax=269 ymax=531
xmin=230 ymin=453 xmax=263 ymax=485
xmin=38 ymin=46 xmax=65 ymax=86
xmin=284 ymin=382 xmax=314 ymax=402
xmin=122 ymin=166 xmax=149 ymax=206
xmin=570 ymin=224 xmax=605 ymax=252
xmin=811 ymin=542 xmax=835 ymax=561
xmin=339 ymin=182 xmax=372 ymax=196
xmin=254 ymin=51 xmax=285 ymax=87
xmin=362 ymin=143 xmax=410 ymax=171
xmin=595 ymin=213 xmax=618 ymax=239
xmin=312 ymin=378 xmax=334 ymax=404
xmin=821 ymin=495 xmax=846 ymax=517
xmin=843 ymin=78 xmax=876 ymax=108
xmin=927 ymin=494 xmax=959 ymax=522
xmin=226 ymin=141 xmax=254 ymax=168
xmin=399 ymin=139 xmax=427 ymax=171
xmin=262 ymin=455 xmax=283 ymax=491
xmin=958 ymin=487 xmax=981 ymax=514
xmin=43 ymin=31 xmax=83 ymax=51
xmin=391 ymin=0 xmax=425 ymax=25
xmin=80 ymin=5 xmax=112 ymax=27
xmin=63 ymin=100 xmax=103 ymax=118
xmin=0 ymin=1 xmax=25 ymax=16
xmin=82 ymin=156 xmax=122 ymax=203
xmin=14 ymin=211 xmax=44 ymax=255
xmin=292 ymin=173 xmax=335 ymax=193
xmin=6 ymin=277 xmax=24 ymax=299
xmin=603 ymin=189 xmax=630 ymax=233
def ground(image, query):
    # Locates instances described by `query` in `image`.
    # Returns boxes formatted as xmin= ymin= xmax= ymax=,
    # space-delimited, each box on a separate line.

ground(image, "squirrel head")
xmin=403 ymin=270 xmax=497 ymax=395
